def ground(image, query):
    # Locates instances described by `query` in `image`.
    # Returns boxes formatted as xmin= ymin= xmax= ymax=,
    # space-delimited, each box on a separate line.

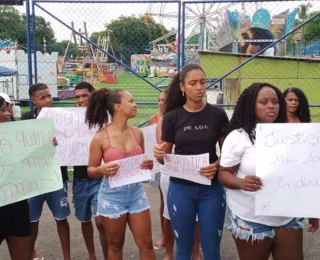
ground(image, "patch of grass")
xmin=19 ymin=72 xmax=162 ymax=126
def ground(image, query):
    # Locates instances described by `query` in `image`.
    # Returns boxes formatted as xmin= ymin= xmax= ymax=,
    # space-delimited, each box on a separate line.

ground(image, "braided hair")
xmin=28 ymin=83 xmax=48 ymax=97
xmin=224 ymin=82 xmax=287 ymax=144
xmin=283 ymin=88 xmax=311 ymax=123
xmin=85 ymin=88 xmax=123 ymax=130
xmin=165 ymin=63 xmax=205 ymax=114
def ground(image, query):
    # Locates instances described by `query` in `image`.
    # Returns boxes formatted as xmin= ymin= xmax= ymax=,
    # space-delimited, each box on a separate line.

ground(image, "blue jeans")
xmin=28 ymin=181 xmax=70 ymax=222
xmin=167 ymin=181 xmax=226 ymax=260
xmin=73 ymin=179 xmax=101 ymax=222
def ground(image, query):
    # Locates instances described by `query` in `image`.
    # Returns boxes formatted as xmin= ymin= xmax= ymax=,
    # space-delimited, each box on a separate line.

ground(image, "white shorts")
xmin=160 ymin=172 xmax=170 ymax=220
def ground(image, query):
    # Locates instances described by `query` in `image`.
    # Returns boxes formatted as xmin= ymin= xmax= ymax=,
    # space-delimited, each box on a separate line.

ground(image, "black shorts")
xmin=0 ymin=200 xmax=31 ymax=242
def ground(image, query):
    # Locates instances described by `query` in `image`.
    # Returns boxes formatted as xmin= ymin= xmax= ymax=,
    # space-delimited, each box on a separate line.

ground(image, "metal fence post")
xmin=25 ymin=0 xmax=33 ymax=110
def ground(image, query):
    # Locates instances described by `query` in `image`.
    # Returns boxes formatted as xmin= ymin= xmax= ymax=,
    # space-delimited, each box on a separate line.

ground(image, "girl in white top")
xmin=218 ymin=83 xmax=318 ymax=260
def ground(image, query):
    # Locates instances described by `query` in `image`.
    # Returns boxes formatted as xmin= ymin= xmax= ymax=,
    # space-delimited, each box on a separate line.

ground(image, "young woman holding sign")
xmin=218 ymin=83 xmax=318 ymax=260
xmin=283 ymin=88 xmax=311 ymax=123
xmin=86 ymin=88 xmax=156 ymax=260
xmin=153 ymin=64 xmax=229 ymax=259
xmin=156 ymin=106 xmax=202 ymax=260
xmin=0 ymin=96 xmax=33 ymax=260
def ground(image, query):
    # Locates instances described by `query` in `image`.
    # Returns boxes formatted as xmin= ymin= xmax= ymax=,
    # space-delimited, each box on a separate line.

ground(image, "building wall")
xmin=0 ymin=50 xmax=58 ymax=100
xmin=200 ymin=52 xmax=320 ymax=105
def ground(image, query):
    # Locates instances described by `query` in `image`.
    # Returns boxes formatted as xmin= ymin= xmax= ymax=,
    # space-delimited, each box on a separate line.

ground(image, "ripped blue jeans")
xmin=226 ymin=207 xmax=304 ymax=241
xmin=167 ymin=181 xmax=226 ymax=260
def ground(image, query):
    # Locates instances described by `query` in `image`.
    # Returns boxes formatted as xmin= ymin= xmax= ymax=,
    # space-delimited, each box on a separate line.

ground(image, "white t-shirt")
xmin=220 ymin=129 xmax=293 ymax=226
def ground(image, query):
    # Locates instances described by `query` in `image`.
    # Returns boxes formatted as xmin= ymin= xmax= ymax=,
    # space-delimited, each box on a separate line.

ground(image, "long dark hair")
xmin=240 ymin=27 xmax=277 ymax=55
xmin=283 ymin=88 xmax=311 ymax=123
xmin=224 ymin=82 xmax=287 ymax=144
xmin=85 ymin=88 xmax=123 ymax=130
xmin=165 ymin=63 xmax=205 ymax=114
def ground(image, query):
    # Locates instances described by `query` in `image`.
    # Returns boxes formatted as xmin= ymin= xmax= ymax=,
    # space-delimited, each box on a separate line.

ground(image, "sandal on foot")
xmin=154 ymin=240 xmax=165 ymax=250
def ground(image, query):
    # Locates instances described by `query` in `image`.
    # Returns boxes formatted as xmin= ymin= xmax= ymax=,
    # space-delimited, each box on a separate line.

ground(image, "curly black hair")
xmin=224 ymin=82 xmax=287 ymax=144
xmin=165 ymin=63 xmax=205 ymax=114
xmin=85 ymin=88 xmax=123 ymax=130
xmin=283 ymin=88 xmax=311 ymax=123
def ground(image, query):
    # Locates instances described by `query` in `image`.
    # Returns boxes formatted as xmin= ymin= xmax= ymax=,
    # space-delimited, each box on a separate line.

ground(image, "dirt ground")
xmin=1 ymin=184 xmax=320 ymax=259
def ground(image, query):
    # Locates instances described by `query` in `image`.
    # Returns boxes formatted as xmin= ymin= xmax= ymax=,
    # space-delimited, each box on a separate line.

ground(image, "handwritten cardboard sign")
xmin=38 ymin=107 xmax=98 ymax=166
xmin=255 ymin=123 xmax=320 ymax=218
xmin=163 ymin=153 xmax=211 ymax=185
xmin=0 ymin=118 xmax=63 ymax=206
xmin=109 ymin=154 xmax=151 ymax=188
xmin=141 ymin=124 xmax=160 ymax=174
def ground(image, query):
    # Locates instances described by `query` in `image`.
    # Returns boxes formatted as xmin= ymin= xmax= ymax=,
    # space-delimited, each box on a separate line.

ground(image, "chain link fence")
xmin=1 ymin=0 xmax=320 ymax=123
xmin=0 ymin=2 xmax=30 ymax=118
xmin=1 ymin=0 xmax=181 ymax=125
xmin=182 ymin=0 xmax=320 ymax=121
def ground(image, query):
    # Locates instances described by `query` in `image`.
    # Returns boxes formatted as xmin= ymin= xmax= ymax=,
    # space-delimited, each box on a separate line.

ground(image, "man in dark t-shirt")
xmin=21 ymin=83 xmax=71 ymax=260
xmin=73 ymin=82 xmax=107 ymax=259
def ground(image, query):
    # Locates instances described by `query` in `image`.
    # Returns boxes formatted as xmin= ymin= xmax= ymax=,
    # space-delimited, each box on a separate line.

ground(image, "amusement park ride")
xmin=57 ymin=23 xmax=118 ymax=98
xmin=131 ymin=2 xmax=299 ymax=79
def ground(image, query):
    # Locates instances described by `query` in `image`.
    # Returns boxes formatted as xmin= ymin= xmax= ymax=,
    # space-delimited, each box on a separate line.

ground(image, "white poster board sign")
xmin=38 ymin=107 xmax=98 ymax=166
xmin=255 ymin=123 xmax=320 ymax=218
xmin=109 ymin=154 xmax=151 ymax=188
xmin=163 ymin=153 xmax=211 ymax=185
xmin=141 ymin=124 xmax=160 ymax=174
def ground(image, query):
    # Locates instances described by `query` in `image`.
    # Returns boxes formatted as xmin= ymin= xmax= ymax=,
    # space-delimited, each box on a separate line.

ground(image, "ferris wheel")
xmin=144 ymin=2 xmax=241 ymax=52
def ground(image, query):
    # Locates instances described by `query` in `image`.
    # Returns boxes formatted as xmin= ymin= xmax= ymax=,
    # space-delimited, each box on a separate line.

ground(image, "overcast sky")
xmin=14 ymin=1 xmax=318 ymax=43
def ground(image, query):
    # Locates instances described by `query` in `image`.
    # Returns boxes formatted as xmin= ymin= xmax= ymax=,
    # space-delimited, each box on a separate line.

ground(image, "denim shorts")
xmin=73 ymin=179 xmax=101 ymax=222
xmin=28 ymin=181 xmax=70 ymax=222
xmin=97 ymin=178 xmax=150 ymax=219
xmin=226 ymin=207 xmax=304 ymax=241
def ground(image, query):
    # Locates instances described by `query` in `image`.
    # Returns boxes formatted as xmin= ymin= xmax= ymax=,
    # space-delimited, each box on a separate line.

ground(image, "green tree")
xmin=0 ymin=6 xmax=26 ymax=44
xmin=0 ymin=6 xmax=55 ymax=47
xmin=303 ymin=12 xmax=320 ymax=41
xmin=46 ymin=41 xmax=77 ymax=57
xmin=298 ymin=3 xmax=312 ymax=21
xmin=21 ymin=14 xmax=56 ymax=44
xmin=286 ymin=4 xmax=315 ymax=45
xmin=91 ymin=15 xmax=172 ymax=65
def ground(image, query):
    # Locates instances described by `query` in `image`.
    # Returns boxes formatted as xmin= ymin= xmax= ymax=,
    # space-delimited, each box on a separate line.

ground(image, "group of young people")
xmin=151 ymin=64 xmax=318 ymax=260
xmin=0 ymin=63 xmax=318 ymax=260
xmin=0 ymin=82 xmax=107 ymax=260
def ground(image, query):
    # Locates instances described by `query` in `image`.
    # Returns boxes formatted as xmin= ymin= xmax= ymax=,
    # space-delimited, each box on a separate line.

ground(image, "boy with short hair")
xmin=21 ymin=83 xmax=71 ymax=260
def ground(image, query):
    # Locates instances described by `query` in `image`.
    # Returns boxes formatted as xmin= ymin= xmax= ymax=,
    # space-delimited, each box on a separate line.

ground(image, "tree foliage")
xmin=303 ymin=12 xmax=320 ymax=41
xmin=91 ymin=15 xmax=174 ymax=65
xmin=0 ymin=6 xmax=55 ymax=45
xmin=286 ymin=4 xmax=320 ymax=44
xmin=46 ymin=41 xmax=77 ymax=57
